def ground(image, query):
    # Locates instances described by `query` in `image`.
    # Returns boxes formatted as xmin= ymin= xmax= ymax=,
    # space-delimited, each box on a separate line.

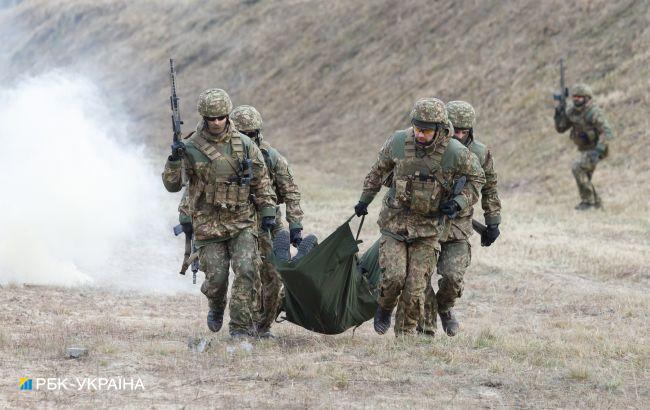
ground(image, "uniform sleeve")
xmin=453 ymin=149 xmax=485 ymax=210
xmin=162 ymin=158 xmax=183 ymax=192
xmin=248 ymin=143 xmax=277 ymax=218
xmin=360 ymin=135 xmax=396 ymax=204
xmin=554 ymin=107 xmax=571 ymax=133
xmin=274 ymin=153 xmax=304 ymax=230
xmin=591 ymin=108 xmax=614 ymax=149
xmin=178 ymin=188 xmax=191 ymax=224
xmin=480 ymin=149 xmax=501 ymax=226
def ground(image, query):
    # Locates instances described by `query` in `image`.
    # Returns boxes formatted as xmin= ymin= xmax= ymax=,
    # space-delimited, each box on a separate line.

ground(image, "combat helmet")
xmin=410 ymin=97 xmax=448 ymax=130
xmin=197 ymin=88 xmax=232 ymax=117
xmin=571 ymin=83 xmax=593 ymax=99
xmin=230 ymin=105 xmax=263 ymax=132
xmin=446 ymin=101 xmax=475 ymax=130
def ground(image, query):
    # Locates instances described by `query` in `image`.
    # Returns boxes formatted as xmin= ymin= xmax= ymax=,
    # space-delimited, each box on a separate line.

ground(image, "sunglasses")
xmin=413 ymin=125 xmax=437 ymax=135
xmin=204 ymin=115 xmax=228 ymax=122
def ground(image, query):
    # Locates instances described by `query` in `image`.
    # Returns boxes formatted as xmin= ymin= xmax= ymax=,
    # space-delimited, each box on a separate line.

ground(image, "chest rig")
xmin=392 ymin=134 xmax=450 ymax=216
xmin=189 ymin=132 xmax=253 ymax=210
xmin=568 ymin=106 xmax=599 ymax=149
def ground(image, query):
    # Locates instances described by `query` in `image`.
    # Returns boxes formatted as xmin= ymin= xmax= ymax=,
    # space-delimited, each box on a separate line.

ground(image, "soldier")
xmin=419 ymin=101 xmax=501 ymax=337
xmin=554 ymin=83 xmax=614 ymax=210
xmin=230 ymin=105 xmax=304 ymax=338
xmin=162 ymin=89 xmax=277 ymax=338
xmin=354 ymin=98 xmax=485 ymax=336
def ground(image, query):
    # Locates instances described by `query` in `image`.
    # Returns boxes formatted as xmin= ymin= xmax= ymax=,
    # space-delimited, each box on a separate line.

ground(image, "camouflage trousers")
xmin=199 ymin=228 xmax=261 ymax=334
xmin=572 ymin=150 xmax=601 ymax=205
xmin=378 ymin=234 xmax=439 ymax=335
xmin=256 ymin=228 xmax=283 ymax=332
xmin=420 ymin=240 xmax=471 ymax=333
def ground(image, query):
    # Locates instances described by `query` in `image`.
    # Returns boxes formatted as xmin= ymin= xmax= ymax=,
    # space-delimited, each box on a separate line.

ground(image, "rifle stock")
xmin=472 ymin=219 xmax=486 ymax=235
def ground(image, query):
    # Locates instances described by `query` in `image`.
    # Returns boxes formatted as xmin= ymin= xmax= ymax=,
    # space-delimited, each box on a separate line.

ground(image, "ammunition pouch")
xmin=394 ymin=172 xmax=443 ymax=216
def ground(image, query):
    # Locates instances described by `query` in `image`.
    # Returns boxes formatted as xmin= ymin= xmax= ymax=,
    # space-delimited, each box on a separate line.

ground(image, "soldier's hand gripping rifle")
xmin=553 ymin=58 xmax=569 ymax=116
xmin=169 ymin=58 xmax=186 ymax=161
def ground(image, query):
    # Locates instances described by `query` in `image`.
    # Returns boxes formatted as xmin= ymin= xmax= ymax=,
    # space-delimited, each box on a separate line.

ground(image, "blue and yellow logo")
xmin=20 ymin=378 xmax=32 ymax=390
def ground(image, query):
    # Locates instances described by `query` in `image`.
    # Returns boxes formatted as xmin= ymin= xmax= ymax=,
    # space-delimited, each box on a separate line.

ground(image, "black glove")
xmin=554 ymin=105 xmax=565 ymax=118
xmin=481 ymin=224 xmax=500 ymax=247
xmin=354 ymin=201 xmax=368 ymax=217
xmin=290 ymin=228 xmax=303 ymax=247
xmin=181 ymin=222 xmax=193 ymax=236
xmin=261 ymin=216 xmax=276 ymax=232
xmin=440 ymin=200 xmax=461 ymax=218
xmin=169 ymin=140 xmax=186 ymax=161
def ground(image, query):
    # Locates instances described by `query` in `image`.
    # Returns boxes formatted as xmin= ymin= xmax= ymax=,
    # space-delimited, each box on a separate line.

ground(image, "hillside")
xmin=2 ymin=0 xmax=649 ymax=188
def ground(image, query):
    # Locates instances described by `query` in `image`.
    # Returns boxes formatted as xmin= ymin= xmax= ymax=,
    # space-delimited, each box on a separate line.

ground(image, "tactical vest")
xmin=187 ymin=132 xmax=251 ymax=211
xmin=468 ymin=139 xmax=488 ymax=168
xmin=568 ymin=105 xmax=600 ymax=150
xmin=388 ymin=130 xmax=450 ymax=216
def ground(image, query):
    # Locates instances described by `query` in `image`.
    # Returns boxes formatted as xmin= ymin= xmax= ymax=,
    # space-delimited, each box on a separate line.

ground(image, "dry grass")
xmin=1 ymin=0 xmax=650 ymax=408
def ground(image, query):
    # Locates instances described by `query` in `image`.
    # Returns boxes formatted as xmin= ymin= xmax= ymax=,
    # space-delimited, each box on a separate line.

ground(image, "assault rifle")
xmin=169 ymin=58 xmax=185 ymax=157
xmin=173 ymin=223 xmax=199 ymax=284
xmin=553 ymin=58 xmax=569 ymax=113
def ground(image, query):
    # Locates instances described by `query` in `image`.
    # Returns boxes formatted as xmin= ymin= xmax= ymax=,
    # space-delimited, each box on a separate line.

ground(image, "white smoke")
xmin=0 ymin=72 xmax=194 ymax=293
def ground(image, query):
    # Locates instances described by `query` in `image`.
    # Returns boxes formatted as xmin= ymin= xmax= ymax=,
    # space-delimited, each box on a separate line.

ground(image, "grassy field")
xmin=1 ymin=182 xmax=648 ymax=408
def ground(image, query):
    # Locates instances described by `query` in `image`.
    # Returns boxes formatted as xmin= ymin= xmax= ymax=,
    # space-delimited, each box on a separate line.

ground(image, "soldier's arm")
xmin=592 ymin=108 xmax=614 ymax=153
xmin=554 ymin=107 xmax=571 ymax=133
xmin=480 ymin=149 xmax=501 ymax=226
xmin=274 ymin=153 xmax=304 ymax=230
xmin=249 ymin=142 xmax=277 ymax=218
xmin=162 ymin=158 xmax=184 ymax=192
xmin=178 ymin=188 xmax=191 ymax=223
xmin=454 ymin=150 xmax=486 ymax=210
xmin=359 ymin=135 xmax=396 ymax=204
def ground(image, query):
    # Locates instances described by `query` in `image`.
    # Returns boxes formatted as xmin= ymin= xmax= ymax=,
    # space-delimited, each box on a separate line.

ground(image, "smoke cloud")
xmin=0 ymin=72 xmax=194 ymax=293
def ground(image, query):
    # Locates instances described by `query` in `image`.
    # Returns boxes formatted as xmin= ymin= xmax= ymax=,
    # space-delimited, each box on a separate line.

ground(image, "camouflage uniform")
xmin=162 ymin=89 xmax=276 ymax=335
xmin=230 ymin=105 xmax=304 ymax=333
xmin=421 ymin=101 xmax=502 ymax=335
xmin=359 ymin=98 xmax=485 ymax=335
xmin=554 ymin=84 xmax=614 ymax=208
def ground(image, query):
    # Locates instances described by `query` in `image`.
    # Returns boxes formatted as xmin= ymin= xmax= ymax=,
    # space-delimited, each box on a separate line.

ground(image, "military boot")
xmin=439 ymin=310 xmax=459 ymax=336
xmin=273 ymin=230 xmax=291 ymax=263
xmin=373 ymin=306 xmax=392 ymax=335
xmin=292 ymin=234 xmax=318 ymax=262
xmin=255 ymin=328 xmax=275 ymax=339
xmin=574 ymin=202 xmax=593 ymax=211
xmin=229 ymin=329 xmax=250 ymax=339
xmin=207 ymin=308 xmax=225 ymax=332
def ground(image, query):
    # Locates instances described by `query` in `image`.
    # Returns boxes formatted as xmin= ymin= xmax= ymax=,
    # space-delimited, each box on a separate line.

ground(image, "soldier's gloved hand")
xmin=169 ymin=140 xmax=186 ymax=161
xmin=440 ymin=200 xmax=461 ymax=218
xmin=554 ymin=105 xmax=565 ymax=118
xmin=354 ymin=201 xmax=368 ymax=217
xmin=261 ymin=216 xmax=276 ymax=232
xmin=181 ymin=222 xmax=193 ymax=236
xmin=481 ymin=224 xmax=500 ymax=247
xmin=290 ymin=228 xmax=303 ymax=247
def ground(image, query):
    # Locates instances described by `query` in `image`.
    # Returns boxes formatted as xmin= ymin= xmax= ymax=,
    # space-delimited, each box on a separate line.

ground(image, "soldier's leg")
xmin=377 ymin=235 xmax=408 ymax=312
xmin=227 ymin=227 xmax=262 ymax=335
xmin=199 ymin=242 xmax=230 ymax=331
xmin=257 ymin=230 xmax=283 ymax=332
xmin=436 ymin=240 xmax=471 ymax=311
xmin=436 ymin=240 xmax=471 ymax=336
xmin=572 ymin=152 xmax=597 ymax=205
xmin=395 ymin=237 xmax=439 ymax=335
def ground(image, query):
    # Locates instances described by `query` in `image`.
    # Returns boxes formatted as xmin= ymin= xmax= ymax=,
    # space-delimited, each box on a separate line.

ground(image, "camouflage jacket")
xmin=554 ymin=100 xmax=614 ymax=154
xmin=162 ymin=121 xmax=276 ymax=245
xmin=360 ymin=127 xmax=485 ymax=241
xmin=445 ymin=135 xmax=501 ymax=242
xmin=258 ymin=137 xmax=303 ymax=231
